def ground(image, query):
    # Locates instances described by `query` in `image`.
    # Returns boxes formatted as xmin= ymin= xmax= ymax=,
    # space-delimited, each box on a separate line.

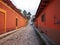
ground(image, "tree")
xmin=27 ymin=12 xmax=31 ymax=19
xmin=27 ymin=12 xmax=31 ymax=15
xmin=23 ymin=10 xmax=27 ymax=16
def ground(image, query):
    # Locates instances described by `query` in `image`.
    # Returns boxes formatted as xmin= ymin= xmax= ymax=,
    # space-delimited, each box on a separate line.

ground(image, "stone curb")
xmin=0 ymin=27 xmax=24 ymax=39
xmin=0 ymin=30 xmax=18 ymax=39
xmin=33 ymin=25 xmax=57 ymax=45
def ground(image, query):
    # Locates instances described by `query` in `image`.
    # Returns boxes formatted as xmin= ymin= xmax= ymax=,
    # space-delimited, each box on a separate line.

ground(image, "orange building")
xmin=34 ymin=0 xmax=60 ymax=45
xmin=0 ymin=0 xmax=27 ymax=34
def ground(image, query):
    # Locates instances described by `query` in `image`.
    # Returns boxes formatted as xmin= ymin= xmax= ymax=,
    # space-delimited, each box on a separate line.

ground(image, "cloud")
xmin=11 ymin=0 xmax=41 ymax=15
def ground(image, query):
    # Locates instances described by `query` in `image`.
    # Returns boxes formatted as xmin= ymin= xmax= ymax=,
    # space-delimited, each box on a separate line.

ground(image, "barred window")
xmin=41 ymin=14 xmax=45 ymax=22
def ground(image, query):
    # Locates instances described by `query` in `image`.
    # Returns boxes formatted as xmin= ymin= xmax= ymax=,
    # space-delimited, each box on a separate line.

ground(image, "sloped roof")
xmin=2 ymin=0 xmax=26 ymax=18
xmin=35 ymin=0 xmax=51 ymax=18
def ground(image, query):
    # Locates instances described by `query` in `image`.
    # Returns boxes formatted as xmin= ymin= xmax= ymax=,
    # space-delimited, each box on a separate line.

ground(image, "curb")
xmin=33 ymin=25 xmax=57 ymax=45
xmin=0 ymin=26 xmax=26 ymax=39
xmin=0 ymin=29 xmax=18 ymax=39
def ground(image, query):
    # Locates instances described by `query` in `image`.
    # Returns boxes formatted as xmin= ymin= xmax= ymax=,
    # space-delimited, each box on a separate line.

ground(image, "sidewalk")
xmin=0 ymin=23 xmax=42 ymax=45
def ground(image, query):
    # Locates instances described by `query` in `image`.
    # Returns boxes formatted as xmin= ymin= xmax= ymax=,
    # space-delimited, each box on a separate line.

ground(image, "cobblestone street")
xmin=0 ymin=21 xmax=42 ymax=45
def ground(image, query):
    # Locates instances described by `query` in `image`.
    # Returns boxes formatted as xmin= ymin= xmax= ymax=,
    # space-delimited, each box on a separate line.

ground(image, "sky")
xmin=11 ymin=0 xmax=41 ymax=15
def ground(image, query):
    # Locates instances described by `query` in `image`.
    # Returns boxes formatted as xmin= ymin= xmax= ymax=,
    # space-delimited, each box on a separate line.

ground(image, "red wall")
xmin=0 ymin=12 xmax=5 ymax=34
xmin=34 ymin=18 xmax=38 ymax=28
xmin=0 ymin=1 xmax=27 ymax=34
xmin=34 ymin=0 xmax=60 ymax=45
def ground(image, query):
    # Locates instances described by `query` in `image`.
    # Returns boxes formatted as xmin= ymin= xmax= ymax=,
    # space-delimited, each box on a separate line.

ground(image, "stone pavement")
xmin=0 ymin=23 xmax=42 ymax=45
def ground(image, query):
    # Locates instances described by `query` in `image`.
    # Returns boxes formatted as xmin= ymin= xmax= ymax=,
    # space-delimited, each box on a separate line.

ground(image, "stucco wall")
xmin=0 ymin=1 xmax=27 ymax=34
xmin=34 ymin=0 xmax=60 ymax=45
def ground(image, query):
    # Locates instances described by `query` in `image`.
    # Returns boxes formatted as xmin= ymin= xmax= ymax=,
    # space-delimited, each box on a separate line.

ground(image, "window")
xmin=54 ymin=16 xmax=60 ymax=24
xmin=41 ymin=14 xmax=45 ymax=22
xmin=16 ymin=18 xmax=18 ymax=26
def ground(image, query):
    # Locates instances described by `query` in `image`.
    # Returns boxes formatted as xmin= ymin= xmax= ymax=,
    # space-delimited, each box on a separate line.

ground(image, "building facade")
xmin=34 ymin=0 xmax=60 ymax=45
xmin=0 ymin=0 xmax=27 ymax=34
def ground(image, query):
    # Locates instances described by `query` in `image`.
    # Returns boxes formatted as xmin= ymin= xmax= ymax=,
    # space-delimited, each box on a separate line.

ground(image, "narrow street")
xmin=0 ymin=20 xmax=42 ymax=45
xmin=0 ymin=0 xmax=60 ymax=45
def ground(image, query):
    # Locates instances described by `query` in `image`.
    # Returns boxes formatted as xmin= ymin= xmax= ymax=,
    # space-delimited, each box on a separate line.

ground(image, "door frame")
xmin=0 ymin=8 xmax=6 ymax=32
